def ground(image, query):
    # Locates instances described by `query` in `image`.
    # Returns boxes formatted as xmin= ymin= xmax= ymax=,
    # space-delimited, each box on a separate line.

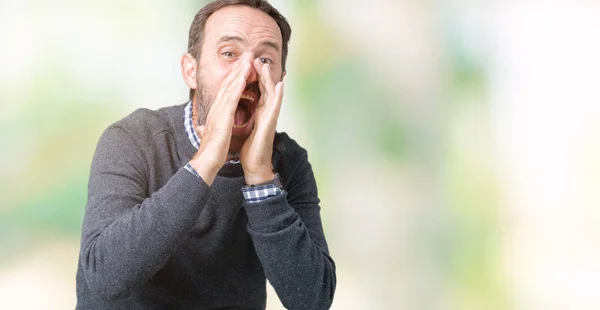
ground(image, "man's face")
xmin=193 ymin=5 xmax=284 ymax=153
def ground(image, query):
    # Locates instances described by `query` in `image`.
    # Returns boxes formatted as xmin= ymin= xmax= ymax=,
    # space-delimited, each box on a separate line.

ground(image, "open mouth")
xmin=232 ymin=83 xmax=260 ymax=135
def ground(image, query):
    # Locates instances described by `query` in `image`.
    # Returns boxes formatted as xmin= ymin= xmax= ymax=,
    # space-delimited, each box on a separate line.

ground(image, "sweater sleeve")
xmin=243 ymin=151 xmax=336 ymax=310
xmin=80 ymin=125 xmax=210 ymax=300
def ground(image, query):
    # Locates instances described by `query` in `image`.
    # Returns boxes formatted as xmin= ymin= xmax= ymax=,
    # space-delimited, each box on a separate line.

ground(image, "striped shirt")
xmin=182 ymin=101 xmax=281 ymax=203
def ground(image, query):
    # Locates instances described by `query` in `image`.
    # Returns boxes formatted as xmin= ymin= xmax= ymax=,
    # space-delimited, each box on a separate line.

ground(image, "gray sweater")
xmin=76 ymin=103 xmax=336 ymax=309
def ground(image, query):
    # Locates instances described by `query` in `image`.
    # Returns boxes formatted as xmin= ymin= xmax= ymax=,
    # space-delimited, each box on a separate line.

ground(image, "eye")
xmin=259 ymin=57 xmax=272 ymax=64
xmin=221 ymin=51 xmax=235 ymax=58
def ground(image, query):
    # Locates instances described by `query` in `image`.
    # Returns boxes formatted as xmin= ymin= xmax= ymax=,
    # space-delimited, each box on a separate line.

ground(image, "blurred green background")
xmin=1 ymin=1 xmax=600 ymax=309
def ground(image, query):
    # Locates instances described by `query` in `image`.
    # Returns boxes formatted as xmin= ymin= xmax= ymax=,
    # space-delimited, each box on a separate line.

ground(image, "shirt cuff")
xmin=242 ymin=184 xmax=283 ymax=203
xmin=184 ymin=163 xmax=200 ymax=178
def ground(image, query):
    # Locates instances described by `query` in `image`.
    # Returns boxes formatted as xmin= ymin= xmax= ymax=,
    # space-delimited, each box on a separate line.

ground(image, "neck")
xmin=191 ymin=97 xmax=199 ymax=128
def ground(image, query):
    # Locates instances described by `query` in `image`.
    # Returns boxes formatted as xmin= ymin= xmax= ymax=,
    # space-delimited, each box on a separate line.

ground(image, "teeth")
xmin=240 ymin=93 xmax=254 ymax=101
xmin=233 ymin=122 xmax=248 ymax=129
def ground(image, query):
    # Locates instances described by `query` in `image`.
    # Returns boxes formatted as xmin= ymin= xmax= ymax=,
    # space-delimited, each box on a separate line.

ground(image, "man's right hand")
xmin=189 ymin=54 xmax=253 ymax=186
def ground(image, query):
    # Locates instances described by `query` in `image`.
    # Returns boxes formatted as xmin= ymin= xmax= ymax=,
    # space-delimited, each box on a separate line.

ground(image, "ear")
xmin=181 ymin=53 xmax=198 ymax=89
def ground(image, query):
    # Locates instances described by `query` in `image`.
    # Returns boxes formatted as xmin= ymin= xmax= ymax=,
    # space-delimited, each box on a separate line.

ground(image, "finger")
xmin=254 ymin=81 xmax=284 ymax=137
xmin=204 ymin=55 xmax=253 ymax=133
xmin=253 ymin=58 xmax=275 ymax=97
xmin=220 ymin=56 xmax=247 ymax=87
xmin=212 ymin=61 xmax=251 ymax=113
xmin=253 ymin=59 xmax=267 ymax=100
xmin=207 ymin=77 xmax=245 ymax=128
xmin=252 ymin=58 xmax=263 ymax=77
xmin=228 ymin=54 xmax=253 ymax=86
xmin=268 ymin=81 xmax=284 ymax=120
xmin=261 ymin=62 xmax=275 ymax=94
xmin=222 ymin=75 xmax=248 ymax=114
xmin=214 ymin=56 xmax=252 ymax=104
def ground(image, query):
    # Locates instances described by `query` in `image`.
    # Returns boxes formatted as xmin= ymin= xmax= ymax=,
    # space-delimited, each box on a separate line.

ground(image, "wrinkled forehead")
xmin=204 ymin=5 xmax=282 ymax=48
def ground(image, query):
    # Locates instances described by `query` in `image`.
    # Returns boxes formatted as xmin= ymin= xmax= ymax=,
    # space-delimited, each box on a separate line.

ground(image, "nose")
xmin=246 ymin=61 xmax=258 ymax=84
xmin=239 ymin=52 xmax=257 ymax=84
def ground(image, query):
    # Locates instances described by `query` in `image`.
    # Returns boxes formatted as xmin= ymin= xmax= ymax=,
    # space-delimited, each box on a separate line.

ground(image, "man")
xmin=75 ymin=1 xmax=336 ymax=309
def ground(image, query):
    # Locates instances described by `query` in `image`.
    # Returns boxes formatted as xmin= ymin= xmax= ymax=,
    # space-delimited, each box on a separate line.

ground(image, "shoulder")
xmin=93 ymin=104 xmax=185 ymax=158
xmin=113 ymin=105 xmax=177 ymax=135
xmin=274 ymin=132 xmax=320 ymax=202
xmin=103 ymin=104 xmax=185 ymax=142
xmin=275 ymin=131 xmax=308 ymax=162
xmin=273 ymin=132 xmax=313 ymax=184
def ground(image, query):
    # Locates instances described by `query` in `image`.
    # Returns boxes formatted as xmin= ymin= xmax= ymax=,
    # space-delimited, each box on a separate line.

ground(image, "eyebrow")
xmin=218 ymin=36 xmax=280 ymax=53
xmin=218 ymin=36 xmax=245 ymax=44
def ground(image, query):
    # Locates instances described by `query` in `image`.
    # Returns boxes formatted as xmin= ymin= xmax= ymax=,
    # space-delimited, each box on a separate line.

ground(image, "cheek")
xmin=198 ymin=65 xmax=230 ymax=92
xmin=271 ymin=66 xmax=284 ymax=82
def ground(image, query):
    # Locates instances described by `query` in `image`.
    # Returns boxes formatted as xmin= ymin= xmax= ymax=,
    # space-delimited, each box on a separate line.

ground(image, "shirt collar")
xmin=183 ymin=101 xmax=200 ymax=149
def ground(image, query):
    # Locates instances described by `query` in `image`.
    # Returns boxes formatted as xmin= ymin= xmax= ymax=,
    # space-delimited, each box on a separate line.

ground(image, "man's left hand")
xmin=240 ymin=58 xmax=284 ymax=185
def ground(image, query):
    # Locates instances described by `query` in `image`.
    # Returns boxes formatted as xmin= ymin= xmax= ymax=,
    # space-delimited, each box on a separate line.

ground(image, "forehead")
xmin=204 ymin=5 xmax=282 ymax=46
